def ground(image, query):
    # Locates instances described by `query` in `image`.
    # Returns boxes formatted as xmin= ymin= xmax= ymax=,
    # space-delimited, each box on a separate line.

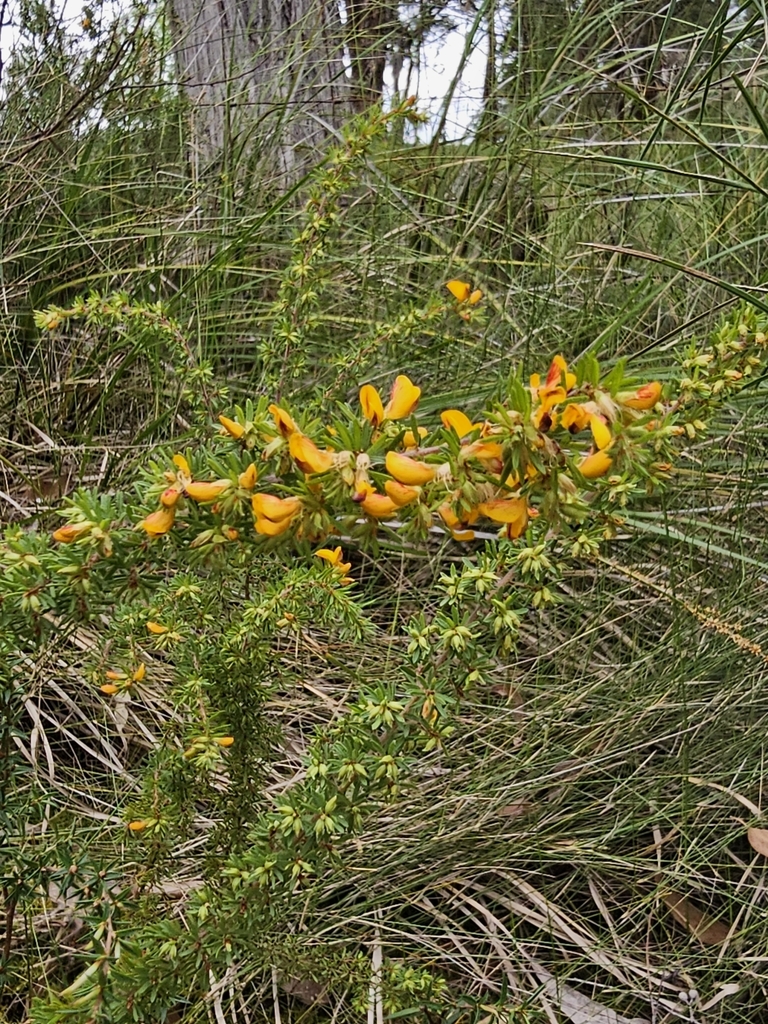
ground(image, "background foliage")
xmin=2 ymin=1 xmax=768 ymax=1022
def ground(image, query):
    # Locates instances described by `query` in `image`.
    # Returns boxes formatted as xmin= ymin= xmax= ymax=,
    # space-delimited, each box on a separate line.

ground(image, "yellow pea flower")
xmin=172 ymin=454 xmax=191 ymax=477
xmin=438 ymin=501 xmax=468 ymax=532
xmin=402 ymin=426 xmax=428 ymax=449
xmin=384 ymin=480 xmax=419 ymax=506
xmin=531 ymin=355 xmax=577 ymax=430
xmin=52 ymin=521 xmax=93 ymax=543
xmin=578 ymin=450 xmax=613 ymax=479
xmin=360 ymin=492 xmax=399 ymax=519
xmin=268 ymin=403 xmax=297 ymax=438
xmin=157 ymin=454 xmax=193 ymax=508
xmin=441 ymin=409 xmax=476 ymax=437
xmin=146 ymin=621 xmax=169 ymax=634
xmin=238 ymin=464 xmax=258 ymax=489
xmin=128 ymin=820 xmax=148 ymax=832
xmin=219 ymin=415 xmax=245 ymax=439
xmin=102 ymin=662 xmax=145 ymax=694
xmin=140 ymin=506 xmax=176 ymax=536
xmin=460 ymin=440 xmax=504 ymax=462
xmin=589 ymin=414 xmax=612 ymax=451
xmin=561 ymin=404 xmax=591 ymax=433
xmin=532 ymin=388 xmax=566 ymax=430
xmin=254 ymin=514 xmax=293 ymax=537
xmin=288 ymin=433 xmax=334 ymax=474
xmin=360 ymin=384 xmax=385 ymax=427
xmin=251 ymin=494 xmax=302 ymax=521
xmin=315 ymin=546 xmax=352 ymax=576
xmin=185 ymin=479 xmax=232 ymax=502
xmin=385 ymin=450 xmax=436 ymax=486
xmin=618 ymin=381 xmax=662 ymax=410
xmin=447 ymin=279 xmax=471 ymax=302
xmin=383 ymin=375 xmax=421 ymax=420
xmin=540 ymin=354 xmax=576 ymax=394
xmin=216 ymin=736 xmax=235 ymax=747
xmin=446 ymin=280 xmax=483 ymax=305
xmin=477 ymin=497 xmax=529 ymax=531
xmin=160 ymin=487 xmax=182 ymax=508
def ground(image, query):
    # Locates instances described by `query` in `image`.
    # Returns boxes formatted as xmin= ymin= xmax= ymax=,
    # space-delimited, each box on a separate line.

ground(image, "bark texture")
xmin=345 ymin=0 xmax=397 ymax=110
xmin=169 ymin=0 xmax=351 ymax=180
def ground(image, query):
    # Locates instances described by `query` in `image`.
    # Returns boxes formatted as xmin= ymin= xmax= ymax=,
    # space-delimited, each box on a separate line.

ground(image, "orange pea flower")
xmin=140 ymin=506 xmax=176 ymax=536
xmin=52 ymin=520 xmax=93 ymax=543
xmin=101 ymin=663 xmax=145 ymax=695
xmin=438 ymin=504 xmax=457 ymax=527
xmin=531 ymin=354 xmax=576 ymax=396
xmin=477 ymin=497 xmax=529 ymax=538
xmin=157 ymin=454 xmax=193 ymax=509
xmin=530 ymin=355 xmax=577 ymax=431
xmin=288 ymin=433 xmax=334 ymax=474
xmin=268 ymin=403 xmax=297 ymax=438
xmin=360 ymin=492 xmax=399 ymax=519
xmin=437 ymin=503 xmax=478 ymax=532
xmin=254 ymin=514 xmax=294 ymax=537
xmin=578 ymin=450 xmax=613 ymax=479
xmin=185 ymin=479 xmax=232 ymax=502
xmin=238 ymin=464 xmax=258 ymax=489
xmin=384 ymin=480 xmax=419 ymax=506
xmin=146 ymin=621 xmax=169 ymax=635
xmin=160 ymin=487 xmax=182 ymax=508
xmin=385 ymin=450 xmax=436 ymax=486
xmin=252 ymin=493 xmax=302 ymax=521
xmin=618 ymin=381 xmax=662 ymax=410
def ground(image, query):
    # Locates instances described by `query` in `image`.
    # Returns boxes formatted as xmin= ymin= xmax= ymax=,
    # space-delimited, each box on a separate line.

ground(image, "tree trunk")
xmin=345 ymin=0 xmax=397 ymax=110
xmin=168 ymin=0 xmax=352 ymax=182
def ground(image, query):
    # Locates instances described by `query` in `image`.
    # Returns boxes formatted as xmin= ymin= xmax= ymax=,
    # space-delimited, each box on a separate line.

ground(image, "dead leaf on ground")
xmin=661 ymin=891 xmax=731 ymax=946
xmin=497 ymin=799 xmax=534 ymax=819
xmin=747 ymin=827 xmax=768 ymax=857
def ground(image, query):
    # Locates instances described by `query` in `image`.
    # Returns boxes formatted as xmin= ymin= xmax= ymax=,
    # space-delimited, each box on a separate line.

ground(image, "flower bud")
xmin=219 ymin=415 xmax=245 ymax=439
xmin=185 ymin=479 xmax=232 ymax=502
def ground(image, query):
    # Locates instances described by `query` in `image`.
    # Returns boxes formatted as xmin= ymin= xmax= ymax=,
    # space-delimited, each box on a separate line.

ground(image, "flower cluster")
xmin=109 ymin=356 xmax=667 ymax=561
xmin=52 ymin=350 xmax=671 ymax=577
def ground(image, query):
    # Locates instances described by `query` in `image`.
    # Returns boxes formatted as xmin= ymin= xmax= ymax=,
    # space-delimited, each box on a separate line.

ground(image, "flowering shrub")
xmin=1 ymin=294 xmax=763 ymax=1021
xmin=8 ymin=92 xmax=768 ymax=1019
